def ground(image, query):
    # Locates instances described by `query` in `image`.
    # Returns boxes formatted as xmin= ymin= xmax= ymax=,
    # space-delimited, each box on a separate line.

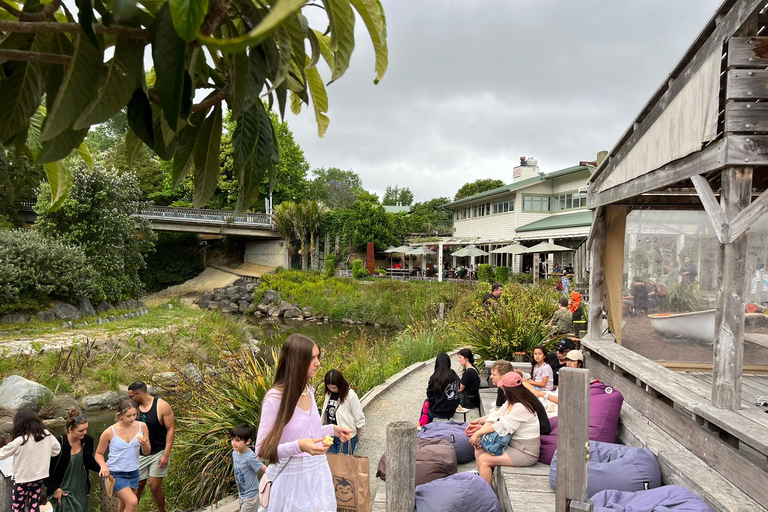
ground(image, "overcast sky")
xmin=284 ymin=0 xmax=722 ymax=203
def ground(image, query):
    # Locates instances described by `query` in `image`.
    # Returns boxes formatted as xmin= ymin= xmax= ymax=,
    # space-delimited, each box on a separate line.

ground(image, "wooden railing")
xmin=138 ymin=206 xmax=272 ymax=226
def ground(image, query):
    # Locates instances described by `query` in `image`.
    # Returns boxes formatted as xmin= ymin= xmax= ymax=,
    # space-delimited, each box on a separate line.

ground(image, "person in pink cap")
xmin=467 ymin=371 xmax=541 ymax=484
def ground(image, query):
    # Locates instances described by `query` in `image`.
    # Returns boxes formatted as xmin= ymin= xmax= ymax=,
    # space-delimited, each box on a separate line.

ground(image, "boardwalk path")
xmin=357 ymin=352 xmax=481 ymax=493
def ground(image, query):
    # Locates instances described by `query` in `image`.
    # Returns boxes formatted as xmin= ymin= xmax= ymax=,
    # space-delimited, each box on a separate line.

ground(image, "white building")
xmin=443 ymin=158 xmax=594 ymax=277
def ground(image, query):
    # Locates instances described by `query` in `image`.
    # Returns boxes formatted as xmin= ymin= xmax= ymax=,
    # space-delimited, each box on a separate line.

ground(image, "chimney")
xmin=513 ymin=156 xmax=540 ymax=182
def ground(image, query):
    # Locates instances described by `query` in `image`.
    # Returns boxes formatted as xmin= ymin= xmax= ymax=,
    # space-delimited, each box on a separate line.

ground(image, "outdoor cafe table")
xmin=386 ymin=268 xmax=411 ymax=279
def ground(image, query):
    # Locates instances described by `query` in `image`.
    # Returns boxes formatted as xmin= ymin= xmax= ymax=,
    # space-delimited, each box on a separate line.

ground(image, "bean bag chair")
xmin=591 ymin=485 xmax=713 ymax=511
xmin=549 ymin=441 xmax=661 ymax=497
xmin=414 ymin=473 xmax=502 ymax=512
xmin=539 ymin=381 xmax=624 ymax=464
xmin=377 ymin=438 xmax=457 ymax=487
xmin=417 ymin=421 xmax=475 ymax=463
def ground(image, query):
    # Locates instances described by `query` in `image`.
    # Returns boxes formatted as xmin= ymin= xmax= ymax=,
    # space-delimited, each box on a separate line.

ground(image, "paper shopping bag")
xmin=326 ymin=447 xmax=371 ymax=512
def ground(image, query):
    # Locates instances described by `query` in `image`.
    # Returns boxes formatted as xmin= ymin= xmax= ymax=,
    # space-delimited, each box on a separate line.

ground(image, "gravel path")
xmin=356 ymin=353 xmax=481 ymax=494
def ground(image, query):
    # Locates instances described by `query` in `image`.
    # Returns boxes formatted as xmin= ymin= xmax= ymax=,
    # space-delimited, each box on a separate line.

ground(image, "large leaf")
xmin=41 ymin=33 xmax=104 ymax=141
xmin=236 ymin=103 xmax=272 ymax=213
xmin=0 ymin=38 xmax=44 ymax=142
xmin=152 ymin=113 xmax=177 ymax=160
xmin=244 ymin=45 xmax=268 ymax=110
xmin=43 ymin=160 xmax=74 ymax=211
xmin=127 ymin=86 xmax=155 ymax=147
xmin=76 ymin=0 xmax=99 ymax=48
xmin=170 ymin=0 xmax=208 ymax=42
xmin=171 ymin=109 xmax=205 ymax=187
xmin=192 ymin=104 xmax=222 ymax=207
xmin=197 ymin=0 xmax=304 ymax=53
xmin=272 ymin=26 xmax=292 ymax=90
xmin=326 ymin=0 xmax=355 ymax=82
xmin=232 ymin=102 xmax=262 ymax=171
xmin=74 ymin=38 xmax=144 ymax=129
xmin=305 ymin=64 xmax=329 ymax=137
xmin=43 ymin=33 xmax=73 ymax=112
xmin=125 ymin=128 xmax=143 ymax=166
xmin=311 ymin=29 xmax=334 ymax=71
xmin=150 ymin=3 xmax=187 ymax=131
xmin=37 ymin=125 xmax=89 ymax=164
xmin=283 ymin=13 xmax=307 ymax=72
xmin=76 ymin=141 xmax=94 ymax=171
xmin=228 ymin=52 xmax=249 ymax=119
xmin=27 ymin=106 xmax=46 ymax=160
xmin=351 ymin=0 xmax=387 ymax=83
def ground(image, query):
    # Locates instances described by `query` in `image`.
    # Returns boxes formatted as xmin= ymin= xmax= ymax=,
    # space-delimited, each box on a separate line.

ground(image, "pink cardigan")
xmin=256 ymin=387 xmax=334 ymax=461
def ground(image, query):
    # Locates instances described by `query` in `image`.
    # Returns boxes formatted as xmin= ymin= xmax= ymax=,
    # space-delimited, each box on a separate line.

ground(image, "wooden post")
xmin=1 ymin=475 xmax=11 ymax=512
xmin=438 ymin=302 xmax=445 ymax=321
xmin=713 ymin=167 xmax=752 ymax=409
xmin=588 ymin=208 xmax=606 ymax=342
xmin=604 ymin=206 xmax=627 ymax=344
xmin=533 ymin=252 xmax=540 ymax=286
xmin=386 ymin=421 xmax=417 ymax=512
xmin=555 ymin=368 xmax=593 ymax=512
xmin=438 ymin=242 xmax=444 ymax=282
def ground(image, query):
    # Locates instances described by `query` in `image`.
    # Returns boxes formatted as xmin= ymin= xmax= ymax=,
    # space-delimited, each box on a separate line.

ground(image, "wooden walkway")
xmin=685 ymin=372 xmax=768 ymax=409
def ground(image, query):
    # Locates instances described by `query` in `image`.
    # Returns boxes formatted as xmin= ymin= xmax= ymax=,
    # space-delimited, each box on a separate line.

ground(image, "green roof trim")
xmin=444 ymin=165 xmax=592 ymax=208
xmin=516 ymin=211 xmax=593 ymax=232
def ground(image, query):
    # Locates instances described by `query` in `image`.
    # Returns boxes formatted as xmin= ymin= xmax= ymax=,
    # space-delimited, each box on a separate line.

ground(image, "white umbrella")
xmin=490 ymin=243 xmax=527 ymax=254
xmin=451 ymin=246 xmax=489 ymax=258
xmin=391 ymin=245 xmax=412 ymax=270
xmin=521 ymin=242 xmax=575 ymax=254
xmin=407 ymin=246 xmax=437 ymax=276
xmin=382 ymin=246 xmax=398 ymax=267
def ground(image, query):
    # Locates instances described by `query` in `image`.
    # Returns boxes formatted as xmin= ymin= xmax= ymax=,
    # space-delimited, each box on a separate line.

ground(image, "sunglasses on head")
xmin=73 ymin=414 xmax=88 ymax=423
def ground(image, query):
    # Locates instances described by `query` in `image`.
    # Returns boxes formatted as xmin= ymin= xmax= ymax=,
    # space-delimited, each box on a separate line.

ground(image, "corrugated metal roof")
xmin=516 ymin=211 xmax=593 ymax=232
xmin=444 ymin=165 xmax=592 ymax=208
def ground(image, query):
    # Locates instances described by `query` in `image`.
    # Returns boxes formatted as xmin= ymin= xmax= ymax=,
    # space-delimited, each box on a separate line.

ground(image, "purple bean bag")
xmin=550 ymin=441 xmax=661 ymax=497
xmin=591 ymin=486 xmax=713 ymax=511
xmin=539 ymin=382 xmax=624 ymax=464
xmin=414 ymin=473 xmax=503 ymax=512
xmin=418 ymin=421 xmax=475 ymax=463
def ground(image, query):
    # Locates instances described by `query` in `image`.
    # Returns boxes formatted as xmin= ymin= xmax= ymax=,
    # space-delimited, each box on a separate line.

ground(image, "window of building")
xmin=523 ymin=195 xmax=551 ymax=212
xmin=493 ymin=197 xmax=514 ymax=214
xmin=553 ymin=191 xmax=588 ymax=211
xmin=455 ymin=206 xmax=472 ymax=220
xmin=472 ymin=202 xmax=491 ymax=217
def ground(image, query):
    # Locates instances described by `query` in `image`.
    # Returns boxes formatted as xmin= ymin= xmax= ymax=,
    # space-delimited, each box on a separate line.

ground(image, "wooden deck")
xmin=685 ymin=372 xmax=768 ymax=407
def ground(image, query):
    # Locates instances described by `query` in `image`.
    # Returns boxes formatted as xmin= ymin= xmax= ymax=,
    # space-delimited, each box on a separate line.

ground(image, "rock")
xmin=108 ymin=316 xmax=115 ymax=322
xmin=223 ymin=301 xmax=239 ymax=314
xmin=275 ymin=300 xmax=293 ymax=316
xmin=0 ymin=376 xmax=54 ymax=412
xmin=0 ymin=420 xmax=12 ymax=434
xmin=374 ymin=323 xmax=381 ymax=328
xmin=125 ymin=299 xmax=137 ymax=309
xmin=81 ymin=391 xmax=121 ymax=411
xmin=263 ymin=290 xmax=279 ymax=305
xmin=245 ymin=283 xmax=257 ymax=294
xmin=96 ymin=300 xmax=115 ymax=313
xmin=36 ymin=310 xmax=56 ymax=322
xmin=284 ymin=307 xmax=303 ymax=319
xmin=225 ymin=286 xmax=244 ymax=299
xmin=342 ymin=318 xmax=352 ymax=324
xmin=207 ymin=301 xmax=220 ymax=310
xmin=152 ymin=372 xmax=180 ymax=388
xmin=233 ymin=278 xmax=246 ymax=286
xmin=302 ymin=307 xmax=313 ymax=318
xmin=43 ymin=418 xmax=66 ymax=429
xmin=213 ymin=287 xmax=226 ymax=301
xmin=39 ymin=395 xmax=79 ymax=419
xmin=238 ymin=300 xmax=249 ymax=313
xmin=115 ymin=302 xmax=127 ymax=310
xmin=256 ymin=303 xmax=270 ymax=313
xmin=138 ymin=300 xmax=146 ymax=307
xmin=0 ymin=406 xmax=14 ymax=419
xmin=746 ymin=313 xmax=768 ymax=328
xmin=54 ymin=303 xmax=82 ymax=320
xmin=182 ymin=363 xmax=203 ymax=383
xmin=323 ymin=316 xmax=329 ymax=324
xmin=80 ymin=297 xmax=97 ymax=317
xmin=66 ymin=321 xmax=74 ymax=329
xmin=1 ymin=313 xmax=30 ymax=324
xmin=167 ymin=304 xmax=174 ymax=309
xmin=198 ymin=292 xmax=213 ymax=309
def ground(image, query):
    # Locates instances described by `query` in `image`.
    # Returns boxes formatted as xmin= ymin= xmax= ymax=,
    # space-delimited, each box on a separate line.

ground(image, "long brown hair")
xmin=261 ymin=334 xmax=318 ymax=464
xmin=324 ymin=369 xmax=350 ymax=404
xmin=502 ymin=384 xmax=539 ymax=416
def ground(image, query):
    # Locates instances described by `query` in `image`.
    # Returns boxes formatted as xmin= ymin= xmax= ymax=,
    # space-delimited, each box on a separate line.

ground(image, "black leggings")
xmin=13 ymin=480 xmax=43 ymax=512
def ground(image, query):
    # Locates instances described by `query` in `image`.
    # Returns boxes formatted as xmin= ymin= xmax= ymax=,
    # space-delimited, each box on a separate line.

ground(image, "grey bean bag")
xmin=417 ymin=421 xmax=475 ymax=463
xmin=414 ymin=473 xmax=503 ymax=512
xmin=377 ymin=438 xmax=457 ymax=487
xmin=550 ymin=441 xmax=661 ymax=497
xmin=591 ymin=486 xmax=713 ymax=511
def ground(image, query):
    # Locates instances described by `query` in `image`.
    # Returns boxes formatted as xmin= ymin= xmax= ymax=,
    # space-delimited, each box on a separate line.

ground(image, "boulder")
xmin=256 ymin=303 xmax=270 ymax=313
xmin=284 ymin=307 xmax=303 ymax=319
xmin=80 ymin=298 xmax=97 ymax=317
xmin=213 ymin=287 xmax=226 ymax=301
xmin=81 ymin=391 xmax=121 ymax=411
xmin=0 ymin=406 xmax=14 ymax=420
xmin=224 ymin=301 xmax=240 ymax=314
xmin=54 ymin=303 xmax=82 ymax=320
xmin=125 ymin=299 xmax=137 ymax=309
xmin=138 ymin=300 xmax=146 ymax=307
xmin=745 ymin=313 xmax=768 ymax=328
xmin=276 ymin=300 xmax=292 ymax=316
xmin=233 ymin=278 xmax=246 ymax=286
xmin=39 ymin=395 xmax=79 ymax=419
xmin=43 ymin=418 xmax=66 ymax=429
xmin=152 ymin=371 xmax=180 ymax=388
xmin=226 ymin=286 xmax=245 ymax=300
xmin=238 ymin=300 xmax=250 ymax=313
xmin=115 ymin=302 xmax=127 ymax=310
xmin=263 ymin=290 xmax=279 ymax=305
xmin=245 ymin=283 xmax=257 ymax=294
xmin=198 ymin=292 xmax=213 ymax=309
xmin=1 ymin=313 xmax=30 ymax=324
xmin=36 ymin=310 xmax=56 ymax=322
xmin=0 ymin=420 xmax=12 ymax=434
xmin=0 ymin=376 xmax=54 ymax=412
xmin=96 ymin=300 xmax=115 ymax=312
xmin=302 ymin=307 xmax=313 ymax=318
xmin=182 ymin=363 xmax=203 ymax=383
xmin=207 ymin=301 xmax=220 ymax=310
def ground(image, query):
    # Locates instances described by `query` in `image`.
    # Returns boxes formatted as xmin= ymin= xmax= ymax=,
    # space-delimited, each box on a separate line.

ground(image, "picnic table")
xmin=386 ymin=268 xmax=411 ymax=279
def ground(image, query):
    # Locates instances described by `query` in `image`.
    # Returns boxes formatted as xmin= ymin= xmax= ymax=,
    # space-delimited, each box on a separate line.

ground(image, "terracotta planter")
xmin=513 ymin=352 xmax=527 ymax=363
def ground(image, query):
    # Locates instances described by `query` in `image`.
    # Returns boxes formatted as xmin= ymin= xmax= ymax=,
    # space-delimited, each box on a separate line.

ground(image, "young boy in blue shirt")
xmin=231 ymin=424 xmax=264 ymax=512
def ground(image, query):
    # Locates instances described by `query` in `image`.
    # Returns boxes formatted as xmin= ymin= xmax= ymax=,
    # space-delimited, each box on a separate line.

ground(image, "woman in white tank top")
xmin=94 ymin=400 xmax=151 ymax=512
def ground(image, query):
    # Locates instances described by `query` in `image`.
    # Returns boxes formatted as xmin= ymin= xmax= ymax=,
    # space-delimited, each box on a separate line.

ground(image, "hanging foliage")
xmin=0 ymin=0 xmax=388 ymax=212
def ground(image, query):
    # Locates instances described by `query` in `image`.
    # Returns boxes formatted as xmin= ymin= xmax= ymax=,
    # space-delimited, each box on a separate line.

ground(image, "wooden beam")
xmin=691 ymin=174 xmax=729 ymax=243
xmin=386 ymin=421 xmax=417 ymax=512
xmin=591 ymin=0 xmax=765 ymax=190
xmin=724 ymin=101 xmax=768 ymax=132
xmin=604 ymin=206 xmax=626 ymax=344
xmin=727 ymin=36 xmax=768 ymax=68
xmin=555 ymin=369 xmax=592 ymax=512
xmin=713 ymin=166 xmax=752 ymax=409
xmin=587 ymin=208 xmax=606 ymax=342
xmin=726 ymin=68 xmax=768 ymax=100
xmin=729 ymin=187 xmax=768 ymax=243
xmin=585 ymin=205 xmax=604 ymax=251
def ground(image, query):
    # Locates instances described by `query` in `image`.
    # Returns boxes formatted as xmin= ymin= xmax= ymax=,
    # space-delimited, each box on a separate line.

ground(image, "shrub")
xmin=323 ymin=254 xmax=338 ymax=278
xmin=510 ymin=273 xmax=534 ymax=284
xmin=477 ymin=264 xmax=494 ymax=283
xmin=352 ymin=259 xmax=368 ymax=279
xmin=374 ymin=268 xmax=387 ymax=275
xmin=667 ymin=283 xmax=706 ymax=312
xmin=0 ymin=229 xmax=99 ymax=307
xmin=140 ymin=233 xmax=205 ymax=292
xmin=495 ymin=266 xmax=510 ymax=283
xmin=0 ymin=293 xmax=52 ymax=316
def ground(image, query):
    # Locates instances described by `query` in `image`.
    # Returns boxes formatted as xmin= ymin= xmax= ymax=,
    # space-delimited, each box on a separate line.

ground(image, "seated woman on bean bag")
xmin=425 ymin=353 xmax=460 ymax=423
xmin=467 ymin=372 xmax=540 ymax=484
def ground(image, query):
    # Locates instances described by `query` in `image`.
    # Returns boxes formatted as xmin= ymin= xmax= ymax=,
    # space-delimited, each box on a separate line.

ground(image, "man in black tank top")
xmin=128 ymin=381 xmax=176 ymax=512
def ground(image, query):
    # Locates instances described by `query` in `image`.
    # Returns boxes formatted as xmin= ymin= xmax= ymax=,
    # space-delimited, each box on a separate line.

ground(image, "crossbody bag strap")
xmin=269 ymin=456 xmax=292 ymax=482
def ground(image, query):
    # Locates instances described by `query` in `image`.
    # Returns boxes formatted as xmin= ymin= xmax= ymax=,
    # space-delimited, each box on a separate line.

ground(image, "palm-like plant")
xmin=301 ymin=200 xmax=328 ymax=270
xmin=272 ymin=202 xmax=296 ymax=268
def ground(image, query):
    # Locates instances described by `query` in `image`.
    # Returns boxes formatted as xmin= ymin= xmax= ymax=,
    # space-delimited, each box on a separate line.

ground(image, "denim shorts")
xmin=109 ymin=470 xmax=140 ymax=493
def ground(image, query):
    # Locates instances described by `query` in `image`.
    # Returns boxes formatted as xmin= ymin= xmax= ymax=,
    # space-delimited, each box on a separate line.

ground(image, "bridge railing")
xmin=138 ymin=206 xmax=272 ymax=226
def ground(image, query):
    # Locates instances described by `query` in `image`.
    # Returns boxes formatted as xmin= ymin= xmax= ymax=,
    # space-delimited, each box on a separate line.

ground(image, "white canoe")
xmin=648 ymin=309 xmax=716 ymax=343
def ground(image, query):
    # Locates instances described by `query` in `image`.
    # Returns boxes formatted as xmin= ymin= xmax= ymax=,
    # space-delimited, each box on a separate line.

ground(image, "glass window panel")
xmin=566 ymin=196 xmax=572 ymax=209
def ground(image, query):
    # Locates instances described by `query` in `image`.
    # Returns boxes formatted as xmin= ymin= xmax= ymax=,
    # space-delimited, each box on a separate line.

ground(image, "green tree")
xmin=408 ymin=197 xmax=453 ymax=234
xmin=308 ymin=167 xmax=364 ymax=209
xmin=34 ymin=167 xmax=157 ymax=301
xmin=0 ymin=0 xmax=388 ymax=213
xmin=383 ymin=185 xmax=414 ymax=206
xmin=454 ymin=179 xmax=505 ymax=201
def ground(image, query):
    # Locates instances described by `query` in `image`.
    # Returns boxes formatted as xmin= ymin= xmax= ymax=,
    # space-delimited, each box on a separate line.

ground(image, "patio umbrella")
xmin=521 ymin=242 xmax=575 ymax=254
xmin=450 ymin=246 xmax=489 ymax=258
xmin=383 ymin=246 xmax=399 ymax=267
xmin=490 ymin=243 xmax=528 ymax=254
xmin=391 ymin=244 xmax=412 ymax=269
xmin=407 ymin=246 xmax=437 ymax=276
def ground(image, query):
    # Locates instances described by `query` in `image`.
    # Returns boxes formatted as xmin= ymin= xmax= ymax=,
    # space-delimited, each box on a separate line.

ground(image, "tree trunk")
xmin=310 ymin=231 xmax=316 ymax=270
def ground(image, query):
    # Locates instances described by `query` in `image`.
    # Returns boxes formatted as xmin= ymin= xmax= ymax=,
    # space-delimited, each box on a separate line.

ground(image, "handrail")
xmin=137 ymin=206 xmax=272 ymax=226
